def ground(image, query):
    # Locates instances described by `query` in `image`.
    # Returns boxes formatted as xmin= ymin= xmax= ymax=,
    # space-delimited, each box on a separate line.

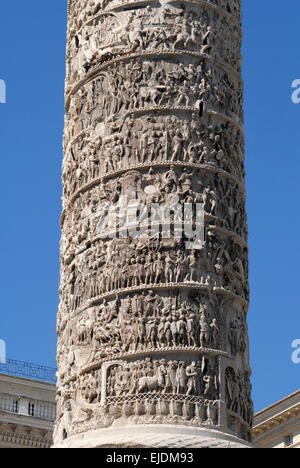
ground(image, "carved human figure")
xmin=186 ymin=362 xmax=198 ymax=396
xmin=199 ymin=306 xmax=210 ymax=348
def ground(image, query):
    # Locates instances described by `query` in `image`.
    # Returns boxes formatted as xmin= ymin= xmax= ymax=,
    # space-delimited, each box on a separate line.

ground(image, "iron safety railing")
xmin=0 ymin=358 xmax=57 ymax=384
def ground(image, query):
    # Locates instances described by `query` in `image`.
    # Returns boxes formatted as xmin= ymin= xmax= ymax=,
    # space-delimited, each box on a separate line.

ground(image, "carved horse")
xmin=173 ymin=26 xmax=198 ymax=51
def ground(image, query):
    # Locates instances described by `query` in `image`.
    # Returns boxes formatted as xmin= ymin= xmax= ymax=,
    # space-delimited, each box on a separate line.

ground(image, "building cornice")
xmin=0 ymin=427 xmax=52 ymax=448
xmin=253 ymin=402 xmax=300 ymax=438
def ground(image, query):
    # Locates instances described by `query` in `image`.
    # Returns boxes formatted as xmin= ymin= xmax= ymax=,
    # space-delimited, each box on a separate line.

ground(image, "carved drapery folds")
xmin=55 ymin=0 xmax=252 ymax=447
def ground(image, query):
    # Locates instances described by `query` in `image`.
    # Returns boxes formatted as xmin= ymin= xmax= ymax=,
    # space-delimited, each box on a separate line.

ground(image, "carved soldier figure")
xmin=187 ymin=314 xmax=197 ymax=347
xmin=203 ymin=365 xmax=218 ymax=401
xmin=170 ymin=315 xmax=179 ymax=346
xmin=157 ymin=318 xmax=166 ymax=347
xmin=147 ymin=319 xmax=158 ymax=348
xmin=171 ymin=129 xmax=183 ymax=162
xmin=137 ymin=318 xmax=146 ymax=350
xmin=144 ymin=290 xmax=156 ymax=317
xmin=186 ymin=362 xmax=198 ymax=396
xmin=176 ymin=361 xmax=187 ymax=395
xmin=164 ymin=315 xmax=172 ymax=347
xmin=177 ymin=315 xmax=187 ymax=346
xmin=186 ymin=250 xmax=197 ymax=282
xmin=164 ymin=361 xmax=177 ymax=395
xmin=199 ymin=306 xmax=210 ymax=348
xmin=164 ymin=252 xmax=174 ymax=283
xmin=107 ymin=295 xmax=119 ymax=323
xmin=210 ymin=319 xmax=220 ymax=348
xmin=214 ymin=257 xmax=224 ymax=288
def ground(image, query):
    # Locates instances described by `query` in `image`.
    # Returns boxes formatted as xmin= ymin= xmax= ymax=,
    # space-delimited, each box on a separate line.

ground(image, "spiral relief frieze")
xmin=55 ymin=0 xmax=253 ymax=448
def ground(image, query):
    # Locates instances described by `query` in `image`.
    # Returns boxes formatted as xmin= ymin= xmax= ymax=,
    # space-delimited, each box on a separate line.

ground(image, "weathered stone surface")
xmin=55 ymin=425 xmax=253 ymax=449
xmin=54 ymin=0 xmax=253 ymax=448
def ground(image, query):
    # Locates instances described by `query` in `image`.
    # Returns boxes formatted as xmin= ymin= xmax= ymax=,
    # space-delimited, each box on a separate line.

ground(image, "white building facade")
xmin=253 ymin=391 xmax=300 ymax=449
xmin=0 ymin=360 xmax=56 ymax=448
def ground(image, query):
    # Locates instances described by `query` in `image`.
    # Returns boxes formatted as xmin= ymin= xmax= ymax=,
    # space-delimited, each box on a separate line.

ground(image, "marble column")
xmin=54 ymin=0 xmax=253 ymax=448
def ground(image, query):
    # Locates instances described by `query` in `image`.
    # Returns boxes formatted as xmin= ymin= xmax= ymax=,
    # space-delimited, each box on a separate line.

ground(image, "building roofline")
xmin=253 ymin=390 xmax=300 ymax=440
xmin=254 ymin=389 xmax=300 ymax=419
xmin=0 ymin=372 xmax=56 ymax=389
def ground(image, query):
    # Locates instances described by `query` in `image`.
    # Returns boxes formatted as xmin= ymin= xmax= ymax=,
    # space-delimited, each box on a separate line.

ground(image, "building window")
xmin=284 ymin=435 xmax=294 ymax=447
xmin=28 ymin=403 xmax=35 ymax=417
xmin=13 ymin=401 xmax=19 ymax=414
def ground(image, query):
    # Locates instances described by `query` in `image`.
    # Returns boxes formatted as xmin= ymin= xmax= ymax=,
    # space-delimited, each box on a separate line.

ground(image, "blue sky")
xmin=0 ymin=1 xmax=299 ymax=413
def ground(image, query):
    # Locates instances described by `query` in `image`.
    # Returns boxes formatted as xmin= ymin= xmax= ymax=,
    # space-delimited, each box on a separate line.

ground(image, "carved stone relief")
xmin=56 ymin=0 xmax=252 ymax=448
